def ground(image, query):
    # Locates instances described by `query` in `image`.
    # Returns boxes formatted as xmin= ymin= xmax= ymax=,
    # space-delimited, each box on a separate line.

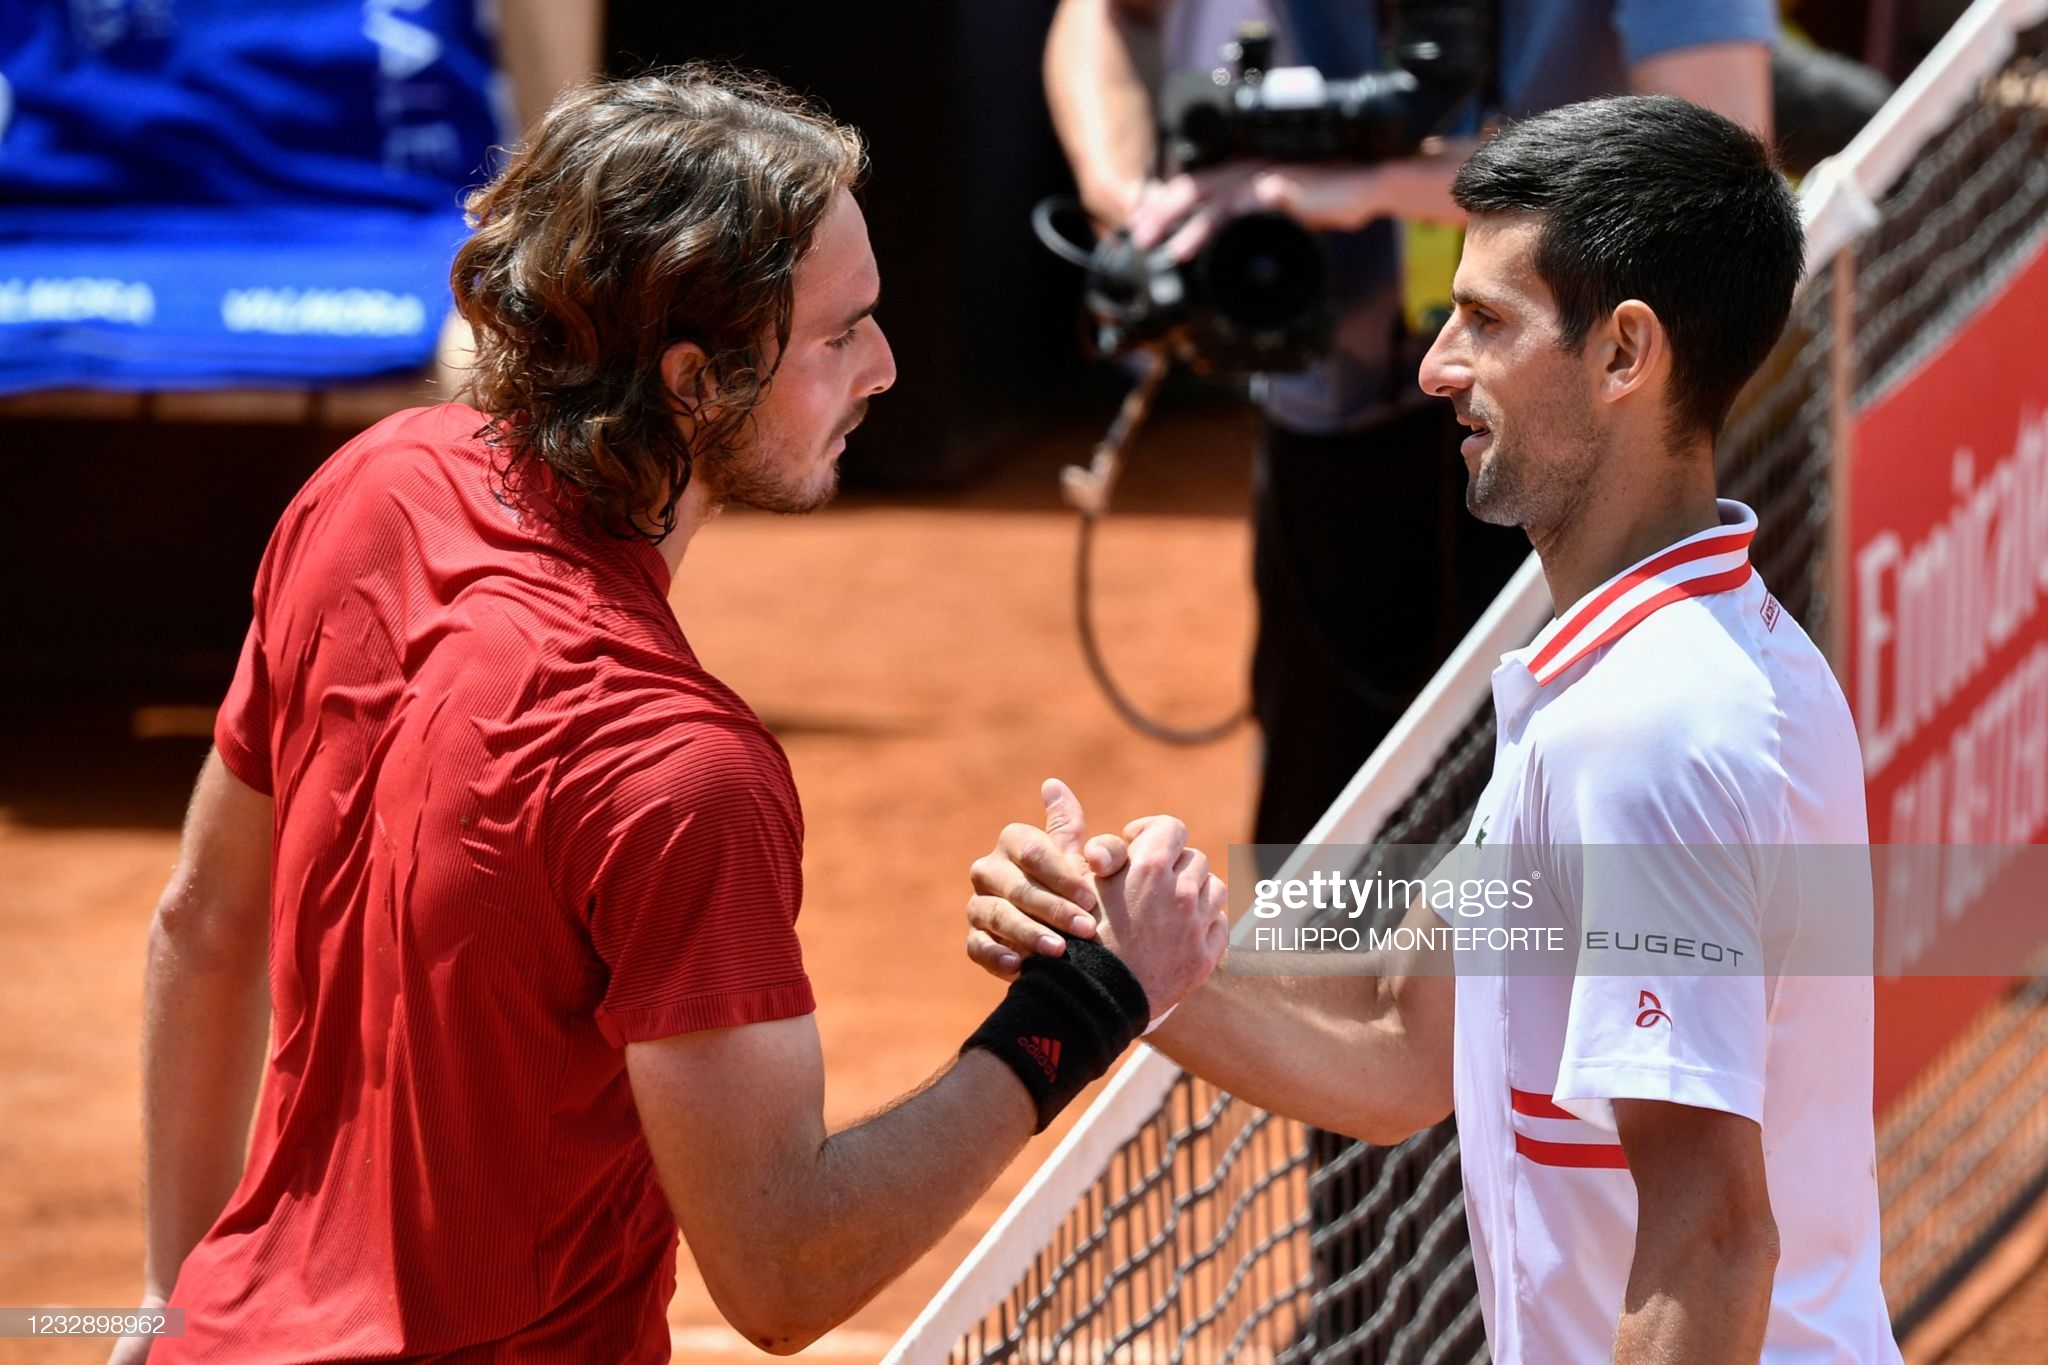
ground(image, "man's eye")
xmin=827 ymin=324 xmax=861 ymax=350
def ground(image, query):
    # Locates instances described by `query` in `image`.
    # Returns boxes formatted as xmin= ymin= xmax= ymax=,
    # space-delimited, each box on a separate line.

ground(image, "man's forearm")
xmin=1298 ymin=42 xmax=1775 ymax=237
xmin=1612 ymin=1101 xmax=1779 ymax=1362
xmin=1045 ymin=0 xmax=1160 ymax=224
xmin=1357 ymin=139 xmax=1476 ymax=225
xmin=139 ymin=909 xmax=270 ymax=1300
xmin=1630 ymin=42 xmax=1774 ymax=142
xmin=691 ymin=1048 xmax=1037 ymax=1354
xmin=495 ymin=0 xmax=603 ymax=132
xmin=1612 ymin=1227 xmax=1776 ymax=1362
xmin=1143 ymin=891 xmax=1455 ymax=1144
xmin=793 ymin=1052 xmax=1033 ymax=1321
xmin=1149 ymin=967 xmax=1451 ymax=1145
xmin=651 ymin=817 xmax=1220 ymax=1354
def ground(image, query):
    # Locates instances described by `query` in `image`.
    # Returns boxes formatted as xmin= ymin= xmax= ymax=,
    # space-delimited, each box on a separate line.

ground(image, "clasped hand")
xmin=965 ymin=779 xmax=1228 ymax=1016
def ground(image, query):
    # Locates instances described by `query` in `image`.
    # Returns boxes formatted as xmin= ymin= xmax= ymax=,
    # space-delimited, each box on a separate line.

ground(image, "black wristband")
xmin=963 ymin=933 xmax=1152 ymax=1133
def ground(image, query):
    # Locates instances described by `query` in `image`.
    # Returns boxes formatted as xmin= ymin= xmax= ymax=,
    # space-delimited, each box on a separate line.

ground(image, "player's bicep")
xmin=1614 ymin=1098 xmax=1772 ymax=1249
xmin=626 ymin=1016 xmax=827 ymax=1306
xmin=1614 ymin=1097 xmax=1765 ymax=1178
xmin=154 ymin=749 xmax=273 ymax=949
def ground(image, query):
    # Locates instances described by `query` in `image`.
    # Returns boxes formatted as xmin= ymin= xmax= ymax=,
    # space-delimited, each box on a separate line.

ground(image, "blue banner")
xmin=0 ymin=0 xmax=503 ymax=391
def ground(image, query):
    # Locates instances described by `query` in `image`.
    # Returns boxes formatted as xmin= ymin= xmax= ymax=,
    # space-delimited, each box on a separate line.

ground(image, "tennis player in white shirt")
xmin=965 ymin=95 xmax=1902 ymax=1362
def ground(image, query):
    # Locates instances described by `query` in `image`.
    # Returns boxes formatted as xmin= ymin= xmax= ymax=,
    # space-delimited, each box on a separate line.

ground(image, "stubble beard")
xmin=1465 ymin=433 xmax=1527 ymax=527
xmin=1463 ymin=391 xmax=1602 ymax=533
xmin=694 ymin=427 xmax=845 ymax=517
xmin=722 ymin=455 xmax=839 ymax=516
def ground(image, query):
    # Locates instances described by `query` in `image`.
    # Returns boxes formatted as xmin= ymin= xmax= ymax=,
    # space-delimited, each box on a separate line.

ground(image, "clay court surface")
xmin=3 ymin=402 xmax=2044 ymax=1362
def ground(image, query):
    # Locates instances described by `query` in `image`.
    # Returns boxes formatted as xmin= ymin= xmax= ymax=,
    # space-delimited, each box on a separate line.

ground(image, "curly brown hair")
xmin=451 ymin=66 xmax=866 ymax=540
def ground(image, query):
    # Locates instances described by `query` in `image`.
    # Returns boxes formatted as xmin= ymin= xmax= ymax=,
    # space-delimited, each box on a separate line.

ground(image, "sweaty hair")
xmin=1451 ymin=94 xmax=1805 ymax=439
xmin=453 ymin=66 xmax=866 ymax=540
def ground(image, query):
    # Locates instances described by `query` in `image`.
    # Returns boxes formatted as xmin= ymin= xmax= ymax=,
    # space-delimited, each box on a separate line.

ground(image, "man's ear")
xmin=1594 ymin=300 xmax=1666 ymax=408
xmin=661 ymin=341 xmax=710 ymax=416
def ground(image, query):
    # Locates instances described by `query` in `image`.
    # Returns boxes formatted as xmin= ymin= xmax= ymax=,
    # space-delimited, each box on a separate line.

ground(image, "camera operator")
xmin=1046 ymin=0 xmax=1776 ymax=845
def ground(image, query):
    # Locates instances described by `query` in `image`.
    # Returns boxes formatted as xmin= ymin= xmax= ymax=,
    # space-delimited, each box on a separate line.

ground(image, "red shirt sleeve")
xmin=214 ymin=600 xmax=274 ymax=796
xmin=555 ymin=722 xmax=814 ymax=1046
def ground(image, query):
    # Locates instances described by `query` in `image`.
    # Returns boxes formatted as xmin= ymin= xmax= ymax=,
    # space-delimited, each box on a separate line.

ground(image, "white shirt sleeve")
xmin=1542 ymin=711 xmax=1777 ymax=1131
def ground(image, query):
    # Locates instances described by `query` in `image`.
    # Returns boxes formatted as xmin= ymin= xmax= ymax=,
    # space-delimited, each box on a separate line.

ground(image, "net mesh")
xmin=935 ymin=21 xmax=2048 ymax=1363
xmin=1880 ymin=973 xmax=2048 ymax=1334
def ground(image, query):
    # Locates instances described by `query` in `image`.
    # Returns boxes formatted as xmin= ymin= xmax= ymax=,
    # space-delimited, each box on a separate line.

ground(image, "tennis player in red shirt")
xmin=118 ymin=68 xmax=1228 ymax=1362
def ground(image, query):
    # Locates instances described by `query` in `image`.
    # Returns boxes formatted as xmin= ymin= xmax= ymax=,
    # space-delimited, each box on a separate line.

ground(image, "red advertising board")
xmin=1845 ymin=232 xmax=2048 ymax=1110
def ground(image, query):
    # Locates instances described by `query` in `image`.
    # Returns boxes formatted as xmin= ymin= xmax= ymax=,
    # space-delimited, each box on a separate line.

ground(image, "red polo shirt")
xmin=162 ymin=403 xmax=813 ymax=1361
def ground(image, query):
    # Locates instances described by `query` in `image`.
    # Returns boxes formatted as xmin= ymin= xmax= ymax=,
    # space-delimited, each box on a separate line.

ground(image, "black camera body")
xmin=1085 ymin=0 xmax=1492 ymax=375
xmin=1084 ymin=210 xmax=1330 ymax=376
xmin=1160 ymin=3 xmax=1493 ymax=173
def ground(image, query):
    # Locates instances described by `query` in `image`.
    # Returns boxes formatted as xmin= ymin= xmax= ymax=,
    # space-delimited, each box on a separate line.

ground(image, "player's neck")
xmin=1533 ymin=443 xmax=1720 ymax=616
xmin=653 ymin=479 xmax=724 ymax=580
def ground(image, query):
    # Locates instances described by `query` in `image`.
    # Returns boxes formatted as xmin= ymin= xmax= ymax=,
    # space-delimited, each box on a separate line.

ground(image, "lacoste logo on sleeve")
xmin=1474 ymin=818 xmax=1490 ymax=848
xmin=1635 ymin=990 xmax=1671 ymax=1029
xmin=1018 ymin=1035 xmax=1062 ymax=1082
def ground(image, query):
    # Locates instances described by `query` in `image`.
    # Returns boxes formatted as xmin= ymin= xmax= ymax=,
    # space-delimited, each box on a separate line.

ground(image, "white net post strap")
xmin=1803 ymin=0 xmax=2048 ymax=271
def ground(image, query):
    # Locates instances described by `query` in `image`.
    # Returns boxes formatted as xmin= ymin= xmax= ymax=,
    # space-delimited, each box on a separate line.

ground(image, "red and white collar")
xmin=1520 ymin=499 xmax=1757 ymax=688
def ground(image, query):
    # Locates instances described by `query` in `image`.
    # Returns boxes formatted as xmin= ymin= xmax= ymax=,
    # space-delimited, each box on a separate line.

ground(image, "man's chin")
xmin=1464 ymin=490 xmax=1519 ymax=526
xmin=734 ymin=470 xmax=838 ymax=517
xmin=799 ymin=467 xmax=840 ymax=514
xmin=1464 ymin=464 xmax=1522 ymax=527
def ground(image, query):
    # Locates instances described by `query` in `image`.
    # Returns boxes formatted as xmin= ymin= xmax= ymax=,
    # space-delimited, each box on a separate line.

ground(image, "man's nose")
xmin=1418 ymin=318 xmax=1468 ymax=399
xmin=866 ymin=325 xmax=897 ymax=397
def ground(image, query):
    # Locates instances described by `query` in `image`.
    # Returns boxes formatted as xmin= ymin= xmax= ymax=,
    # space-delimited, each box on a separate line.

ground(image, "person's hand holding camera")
xmin=1127 ymin=145 xmax=1476 ymax=262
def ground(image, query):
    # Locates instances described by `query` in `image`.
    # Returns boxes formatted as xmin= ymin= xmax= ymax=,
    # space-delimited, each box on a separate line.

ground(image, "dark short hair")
xmin=452 ymin=66 xmax=866 ymax=540
xmin=1451 ymin=94 xmax=1805 ymax=439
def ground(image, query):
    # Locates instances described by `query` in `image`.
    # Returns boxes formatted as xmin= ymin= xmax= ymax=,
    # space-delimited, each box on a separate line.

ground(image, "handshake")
xmin=961 ymin=778 xmax=1231 ymax=1038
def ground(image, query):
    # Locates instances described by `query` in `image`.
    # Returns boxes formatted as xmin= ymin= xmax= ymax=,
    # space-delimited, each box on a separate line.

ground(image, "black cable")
xmin=1064 ymin=352 xmax=1246 ymax=746
xmin=1035 ymin=207 xmax=1245 ymax=745
xmin=1032 ymin=195 xmax=1098 ymax=269
xmin=1073 ymin=507 xmax=1247 ymax=746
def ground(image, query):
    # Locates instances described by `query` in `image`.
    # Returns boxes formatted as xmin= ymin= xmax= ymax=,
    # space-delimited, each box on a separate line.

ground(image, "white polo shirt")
xmin=1449 ymin=500 xmax=1901 ymax=1362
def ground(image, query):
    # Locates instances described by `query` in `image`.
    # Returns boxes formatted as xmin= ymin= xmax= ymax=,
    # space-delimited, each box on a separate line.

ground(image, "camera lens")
xmin=1202 ymin=213 xmax=1324 ymax=334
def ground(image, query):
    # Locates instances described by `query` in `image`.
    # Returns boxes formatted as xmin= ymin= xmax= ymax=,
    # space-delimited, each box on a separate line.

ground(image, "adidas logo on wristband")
xmin=964 ymin=933 xmax=1149 ymax=1132
xmin=1018 ymin=1035 xmax=1062 ymax=1082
